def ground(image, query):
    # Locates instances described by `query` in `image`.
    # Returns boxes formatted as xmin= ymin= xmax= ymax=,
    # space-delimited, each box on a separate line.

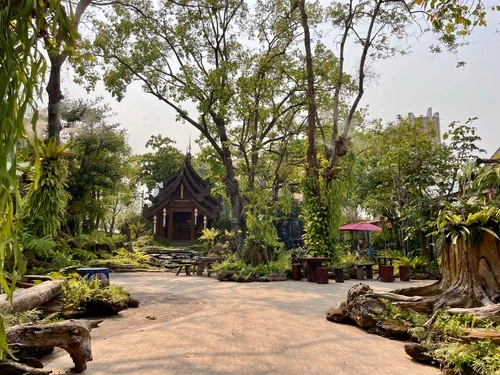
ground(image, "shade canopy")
xmin=339 ymin=222 xmax=382 ymax=232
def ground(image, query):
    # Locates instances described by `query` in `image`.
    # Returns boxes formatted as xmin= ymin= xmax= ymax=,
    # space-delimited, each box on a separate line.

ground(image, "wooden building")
xmin=143 ymin=154 xmax=220 ymax=243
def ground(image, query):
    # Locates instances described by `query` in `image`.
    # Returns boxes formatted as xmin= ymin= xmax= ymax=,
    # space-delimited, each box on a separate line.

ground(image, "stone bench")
xmin=356 ymin=263 xmax=375 ymax=280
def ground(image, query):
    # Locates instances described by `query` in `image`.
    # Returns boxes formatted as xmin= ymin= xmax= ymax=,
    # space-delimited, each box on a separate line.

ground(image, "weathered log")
xmin=459 ymin=328 xmax=500 ymax=344
xmin=447 ymin=304 xmax=500 ymax=324
xmin=392 ymin=280 xmax=442 ymax=297
xmin=0 ymin=280 xmax=66 ymax=314
xmin=0 ymin=360 xmax=52 ymax=375
xmin=369 ymin=292 xmax=424 ymax=302
xmin=6 ymin=319 xmax=101 ymax=373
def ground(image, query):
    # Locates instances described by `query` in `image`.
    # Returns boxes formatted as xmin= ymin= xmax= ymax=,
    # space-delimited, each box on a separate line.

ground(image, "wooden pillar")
xmin=167 ymin=212 xmax=173 ymax=241
xmin=190 ymin=212 xmax=195 ymax=240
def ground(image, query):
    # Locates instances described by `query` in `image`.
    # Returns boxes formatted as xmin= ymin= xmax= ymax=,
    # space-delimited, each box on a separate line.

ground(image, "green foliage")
xmin=381 ymin=299 xmax=430 ymax=327
xmin=129 ymin=222 xmax=146 ymax=240
xmin=213 ymin=250 xmax=291 ymax=279
xmin=245 ymin=209 xmax=282 ymax=253
xmin=138 ymin=135 xmax=183 ymax=191
xmin=62 ymin=278 xmax=130 ymax=312
xmin=301 ymin=164 xmax=349 ymax=262
xmin=199 ymin=228 xmax=221 ymax=251
xmin=409 ymin=310 xmax=500 ymax=374
xmin=433 ymin=340 xmax=500 ymax=375
xmin=77 ymin=231 xmax=125 ymax=253
xmin=433 ymin=196 xmax=500 ymax=245
xmin=3 ymin=310 xmax=42 ymax=329
xmin=63 ymin=97 xmax=132 ymax=235
xmin=20 ymin=234 xmax=56 ymax=259
xmin=89 ymin=248 xmax=153 ymax=270
xmin=0 ymin=0 xmax=76 ymax=358
xmin=20 ymin=138 xmax=71 ymax=240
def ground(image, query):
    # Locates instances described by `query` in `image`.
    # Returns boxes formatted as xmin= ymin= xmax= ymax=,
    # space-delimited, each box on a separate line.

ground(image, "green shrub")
xmin=3 ymin=310 xmax=42 ymax=328
xmin=62 ymin=278 xmax=130 ymax=312
xmin=433 ymin=340 xmax=500 ymax=375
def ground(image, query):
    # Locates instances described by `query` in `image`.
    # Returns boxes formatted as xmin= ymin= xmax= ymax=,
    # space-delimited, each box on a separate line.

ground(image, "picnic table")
xmin=175 ymin=260 xmax=195 ymax=276
xmin=297 ymin=257 xmax=330 ymax=282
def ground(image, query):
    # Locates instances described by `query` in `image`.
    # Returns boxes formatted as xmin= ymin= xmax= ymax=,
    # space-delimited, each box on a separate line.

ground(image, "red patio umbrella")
xmin=339 ymin=222 xmax=382 ymax=232
xmin=339 ymin=222 xmax=381 ymax=252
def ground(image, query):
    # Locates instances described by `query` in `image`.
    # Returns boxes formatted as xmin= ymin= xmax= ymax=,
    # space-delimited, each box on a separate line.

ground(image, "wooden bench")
xmin=356 ymin=263 xmax=375 ymax=280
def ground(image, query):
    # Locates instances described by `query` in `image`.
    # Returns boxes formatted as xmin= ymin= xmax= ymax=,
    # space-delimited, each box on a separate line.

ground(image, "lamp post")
xmin=162 ymin=208 xmax=167 ymax=227
xmin=194 ymin=208 xmax=198 ymax=225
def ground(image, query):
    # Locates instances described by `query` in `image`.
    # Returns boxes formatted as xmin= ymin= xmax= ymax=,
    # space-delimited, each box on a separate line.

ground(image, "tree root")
xmin=391 ymin=280 xmax=442 ymax=297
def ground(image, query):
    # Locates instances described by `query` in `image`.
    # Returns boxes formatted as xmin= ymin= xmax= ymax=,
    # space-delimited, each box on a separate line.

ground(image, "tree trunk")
xmin=45 ymin=0 xmax=92 ymax=143
xmin=46 ymin=55 xmax=66 ymax=143
xmin=434 ymin=232 xmax=500 ymax=308
xmin=394 ymin=233 xmax=500 ymax=310
xmin=0 ymin=280 xmax=66 ymax=314
xmin=297 ymin=0 xmax=317 ymax=172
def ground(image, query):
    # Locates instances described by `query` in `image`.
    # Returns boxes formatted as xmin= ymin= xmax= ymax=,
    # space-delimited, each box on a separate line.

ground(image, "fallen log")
xmin=459 ymin=328 xmax=500 ymax=344
xmin=7 ymin=319 xmax=102 ymax=373
xmin=0 ymin=279 xmax=66 ymax=314
xmin=0 ymin=360 xmax=52 ymax=375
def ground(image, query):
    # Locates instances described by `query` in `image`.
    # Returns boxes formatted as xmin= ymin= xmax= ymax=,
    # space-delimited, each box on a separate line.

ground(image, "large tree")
xmin=79 ymin=0 xmax=313 ymax=254
xmin=62 ymin=98 xmax=132 ymax=235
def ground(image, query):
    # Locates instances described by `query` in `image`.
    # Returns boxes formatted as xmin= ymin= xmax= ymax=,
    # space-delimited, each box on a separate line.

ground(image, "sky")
xmin=63 ymin=9 xmax=500 ymax=159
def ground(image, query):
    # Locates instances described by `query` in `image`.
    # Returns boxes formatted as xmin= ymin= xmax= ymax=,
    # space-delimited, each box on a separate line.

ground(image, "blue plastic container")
xmin=76 ymin=267 xmax=110 ymax=284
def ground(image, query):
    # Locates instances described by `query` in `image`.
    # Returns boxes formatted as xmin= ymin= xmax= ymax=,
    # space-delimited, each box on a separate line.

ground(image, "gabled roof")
xmin=143 ymin=154 xmax=220 ymax=219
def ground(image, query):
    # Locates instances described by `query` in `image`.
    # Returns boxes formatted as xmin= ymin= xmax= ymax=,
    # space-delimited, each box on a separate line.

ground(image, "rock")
xmin=404 ymin=343 xmax=434 ymax=364
xmin=259 ymin=273 xmax=287 ymax=282
xmin=347 ymin=283 xmax=373 ymax=300
xmin=217 ymin=270 xmax=235 ymax=281
xmin=346 ymin=283 xmax=385 ymax=328
xmin=325 ymin=302 xmax=353 ymax=324
xmin=128 ymin=296 xmax=140 ymax=308
xmin=348 ymin=294 xmax=385 ymax=328
xmin=368 ymin=319 xmax=410 ymax=340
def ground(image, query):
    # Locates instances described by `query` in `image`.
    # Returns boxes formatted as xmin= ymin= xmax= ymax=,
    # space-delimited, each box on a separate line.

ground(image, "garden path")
xmin=43 ymin=272 xmax=440 ymax=375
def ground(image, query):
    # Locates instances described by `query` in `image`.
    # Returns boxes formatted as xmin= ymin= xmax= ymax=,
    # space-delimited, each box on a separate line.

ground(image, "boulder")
xmin=217 ymin=270 xmax=235 ymax=281
xmin=325 ymin=302 xmax=353 ymax=324
xmin=404 ymin=343 xmax=434 ymax=364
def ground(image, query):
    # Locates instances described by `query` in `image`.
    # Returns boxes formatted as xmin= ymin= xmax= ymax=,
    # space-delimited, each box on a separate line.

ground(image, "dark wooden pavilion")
xmin=143 ymin=154 xmax=220 ymax=243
